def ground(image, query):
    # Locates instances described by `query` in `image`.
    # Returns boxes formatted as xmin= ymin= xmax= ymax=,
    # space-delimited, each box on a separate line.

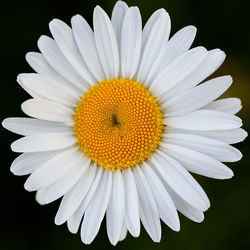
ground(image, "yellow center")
xmin=73 ymin=78 xmax=163 ymax=170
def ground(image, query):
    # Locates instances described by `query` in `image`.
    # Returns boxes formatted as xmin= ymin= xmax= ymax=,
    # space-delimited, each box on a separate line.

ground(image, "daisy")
xmin=2 ymin=0 xmax=247 ymax=245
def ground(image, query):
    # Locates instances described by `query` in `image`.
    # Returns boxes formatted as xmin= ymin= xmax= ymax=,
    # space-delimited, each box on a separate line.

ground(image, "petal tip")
xmin=24 ymin=180 xmax=33 ymax=192
xmin=169 ymin=219 xmax=181 ymax=232
xmin=54 ymin=214 xmax=64 ymax=226
xmin=94 ymin=5 xmax=103 ymax=14
xmin=16 ymin=73 xmax=24 ymax=82
xmin=223 ymin=169 xmax=234 ymax=179
xmin=25 ymin=51 xmax=35 ymax=62
xmin=1 ymin=119 xmax=8 ymax=129
xmin=37 ymin=35 xmax=51 ymax=48
xmin=10 ymin=164 xmax=19 ymax=175
xmin=243 ymin=130 xmax=248 ymax=138
xmin=10 ymin=141 xmax=19 ymax=152
xmin=49 ymin=18 xmax=61 ymax=27
xmin=71 ymin=14 xmax=82 ymax=23
xmin=173 ymin=225 xmax=181 ymax=232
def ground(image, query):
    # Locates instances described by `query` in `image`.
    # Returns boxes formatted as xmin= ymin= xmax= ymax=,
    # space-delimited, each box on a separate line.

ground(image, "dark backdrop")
xmin=1 ymin=0 xmax=249 ymax=249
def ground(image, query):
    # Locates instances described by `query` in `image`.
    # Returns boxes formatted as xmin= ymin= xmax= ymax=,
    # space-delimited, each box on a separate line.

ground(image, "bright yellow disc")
xmin=73 ymin=78 xmax=164 ymax=170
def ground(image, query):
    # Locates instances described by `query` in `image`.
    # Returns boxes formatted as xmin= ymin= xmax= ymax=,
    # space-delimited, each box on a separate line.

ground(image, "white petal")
xmin=120 ymin=7 xmax=142 ymax=79
xmin=11 ymin=133 xmax=76 ymax=153
xmin=137 ymin=9 xmax=171 ymax=85
xmin=2 ymin=118 xmax=72 ymax=136
xmin=165 ymin=110 xmax=242 ymax=130
xmin=141 ymin=162 xmax=180 ymax=231
xmin=25 ymin=52 xmax=81 ymax=97
xmin=163 ymin=76 xmax=232 ymax=116
xmin=18 ymin=73 xmax=79 ymax=107
xmin=111 ymin=1 xmax=129 ymax=44
xmin=203 ymin=98 xmax=242 ymax=114
xmin=142 ymin=9 xmax=170 ymax=47
xmin=38 ymin=35 xmax=89 ymax=91
xmin=26 ymin=51 xmax=59 ymax=77
xmin=145 ymin=25 xmax=196 ymax=85
xmin=71 ymin=15 xmax=105 ymax=82
xmin=163 ymin=133 xmax=242 ymax=162
xmin=166 ymin=187 xmax=204 ymax=223
xmin=150 ymin=151 xmax=210 ymax=211
xmin=36 ymin=154 xmax=90 ymax=205
xmin=160 ymin=143 xmax=234 ymax=179
xmin=24 ymin=147 xmax=79 ymax=191
xmin=133 ymin=166 xmax=161 ymax=242
xmin=81 ymin=170 xmax=112 ymax=244
xmin=10 ymin=150 xmax=62 ymax=176
xmin=67 ymin=166 xmax=103 ymax=234
xmin=119 ymin=224 xmax=127 ymax=242
xmin=16 ymin=74 xmax=42 ymax=99
xmin=162 ymin=49 xmax=226 ymax=100
xmin=123 ymin=168 xmax=140 ymax=237
xmin=150 ymin=47 xmax=208 ymax=96
xmin=166 ymin=127 xmax=248 ymax=145
xmin=55 ymin=164 xmax=96 ymax=225
xmin=160 ymin=25 xmax=196 ymax=65
xmin=76 ymin=166 xmax=103 ymax=213
xmin=106 ymin=170 xmax=125 ymax=245
xmin=155 ymin=168 xmax=205 ymax=222
xmin=49 ymin=19 xmax=96 ymax=85
xmin=93 ymin=6 xmax=119 ymax=79
xmin=21 ymin=99 xmax=74 ymax=124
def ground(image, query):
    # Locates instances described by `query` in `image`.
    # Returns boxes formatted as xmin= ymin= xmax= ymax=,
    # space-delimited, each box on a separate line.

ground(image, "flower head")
xmin=2 ymin=0 xmax=247 ymax=245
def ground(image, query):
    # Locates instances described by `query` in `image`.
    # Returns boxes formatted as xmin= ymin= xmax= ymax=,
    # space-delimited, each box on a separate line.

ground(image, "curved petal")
xmin=49 ymin=19 xmax=96 ymax=85
xmin=111 ymin=0 xmax=129 ymax=44
xmin=165 ymin=185 xmax=204 ymax=223
xmin=10 ymin=150 xmax=62 ymax=176
xmin=145 ymin=25 xmax=196 ymax=85
xmin=163 ymin=133 xmax=242 ymax=162
xmin=71 ymin=15 xmax=105 ymax=82
xmin=106 ymin=170 xmax=125 ymax=245
xmin=93 ymin=6 xmax=119 ymax=79
xmin=123 ymin=168 xmax=140 ymax=237
xmin=141 ymin=162 xmax=180 ymax=231
xmin=133 ymin=166 xmax=161 ymax=242
xmin=166 ymin=127 xmax=248 ymax=145
xmin=150 ymin=151 xmax=210 ymax=211
xmin=55 ymin=164 xmax=96 ymax=225
xmin=120 ymin=7 xmax=142 ymax=79
xmin=25 ymin=52 xmax=81 ymax=97
xmin=67 ymin=166 xmax=103 ymax=234
xmin=24 ymin=147 xmax=79 ymax=191
xmin=11 ymin=133 xmax=76 ymax=153
xmin=142 ymin=9 xmax=170 ymax=47
xmin=81 ymin=170 xmax=112 ymax=244
xmin=161 ymin=49 xmax=226 ymax=101
xmin=18 ymin=73 xmax=79 ymax=107
xmin=163 ymin=76 xmax=232 ymax=116
xmin=150 ymin=47 xmax=208 ymax=96
xmin=38 ymin=35 xmax=89 ymax=91
xmin=136 ymin=9 xmax=171 ymax=85
xmin=36 ymin=154 xmax=90 ymax=204
xmin=160 ymin=25 xmax=197 ymax=65
xmin=2 ymin=118 xmax=72 ymax=136
xmin=203 ymin=98 xmax=242 ymax=114
xmin=160 ymin=143 xmax=234 ymax=179
xmin=164 ymin=110 xmax=242 ymax=131
xmin=21 ymin=99 xmax=74 ymax=124
xmin=16 ymin=74 xmax=42 ymax=100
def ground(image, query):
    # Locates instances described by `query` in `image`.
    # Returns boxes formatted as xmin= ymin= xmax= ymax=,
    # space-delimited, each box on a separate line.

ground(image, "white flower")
xmin=2 ymin=0 xmax=247 ymax=245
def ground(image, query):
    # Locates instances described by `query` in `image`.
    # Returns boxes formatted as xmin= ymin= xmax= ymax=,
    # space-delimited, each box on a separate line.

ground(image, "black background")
xmin=1 ymin=0 xmax=250 ymax=249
